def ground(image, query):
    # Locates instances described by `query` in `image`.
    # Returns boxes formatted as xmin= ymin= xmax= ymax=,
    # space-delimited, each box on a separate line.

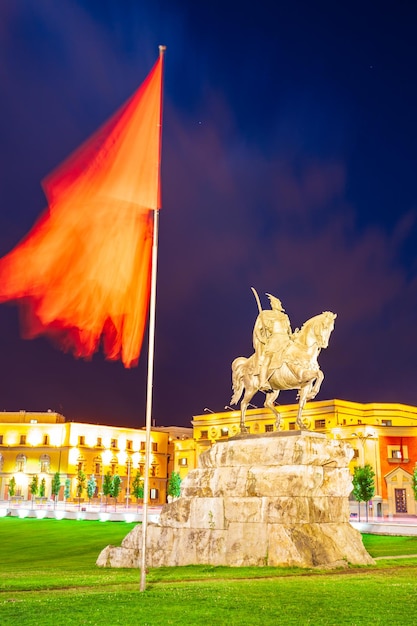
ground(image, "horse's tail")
xmin=230 ymin=356 xmax=247 ymax=405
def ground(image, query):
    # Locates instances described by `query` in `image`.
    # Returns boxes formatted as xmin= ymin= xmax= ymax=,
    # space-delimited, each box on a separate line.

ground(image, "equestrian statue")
xmin=231 ymin=288 xmax=336 ymax=433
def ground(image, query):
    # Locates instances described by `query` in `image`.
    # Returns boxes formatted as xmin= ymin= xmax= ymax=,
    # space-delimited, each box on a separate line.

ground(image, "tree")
xmin=76 ymin=470 xmax=86 ymax=509
xmin=352 ymin=464 xmax=375 ymax=522
xmin=102 ymin=471 xmax=113 ymax=509
xmin=132 ymin=471 xmax=144 ymax=510
xmin=29 ymin=475 xmax=39 ymax=508
xmin=64 ymin=478 xmax=71 ymax=502
xmin=51 ymin=472 xmax=61 ymax=508
xmin=87 ymin=474 xmax=97 ymax=505
xmin=412 ymin=466 xmax=417 ymax=502
xmin=39 ymin=477 xmax=46 ymax=499
xmin=167 ymin=471 xmax=182 ymax=500
xmin=8 ymin=476 xmax=16 ymax=499
xmin=111 ymin=474 xmax=122 ymax=510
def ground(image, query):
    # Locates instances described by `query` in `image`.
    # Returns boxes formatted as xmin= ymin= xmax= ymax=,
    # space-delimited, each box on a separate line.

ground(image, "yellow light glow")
xmin=118 ymin=451 xmax=127 ymax=465
xmin=102 ymin=449 xmax=113 ymax=465
xmin=27 ymin=428 xmax=42 ymax=446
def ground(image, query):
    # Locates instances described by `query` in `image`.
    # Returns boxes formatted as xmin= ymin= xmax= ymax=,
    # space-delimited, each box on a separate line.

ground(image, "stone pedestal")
xmin=97 ymin=432 xmax=374 ymax=569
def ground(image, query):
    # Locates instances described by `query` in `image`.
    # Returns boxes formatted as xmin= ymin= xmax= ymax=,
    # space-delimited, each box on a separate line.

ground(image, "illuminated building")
xmin=0 ymin=411 xmax=168 ymax=505
xmin=187 ymin=399 xmax=417 ymax=518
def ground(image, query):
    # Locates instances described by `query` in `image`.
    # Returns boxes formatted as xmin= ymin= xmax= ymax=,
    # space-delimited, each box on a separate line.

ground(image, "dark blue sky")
xmin=1 ymin=1 xmax=417 ymax=428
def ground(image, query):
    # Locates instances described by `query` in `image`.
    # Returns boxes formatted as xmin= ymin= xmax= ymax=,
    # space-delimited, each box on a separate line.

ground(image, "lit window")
xmin=40 ymin=454 xmax=51 ymax=473
xmin=392 ymin=450 xmax=402 ymax=459
xmin=16 ymin=454 xmax=26 ymax=471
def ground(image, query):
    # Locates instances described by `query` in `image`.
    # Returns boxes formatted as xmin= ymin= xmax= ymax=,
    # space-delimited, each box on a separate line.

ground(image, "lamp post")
xmin=125 ymin=459 xmax=131 ymax=510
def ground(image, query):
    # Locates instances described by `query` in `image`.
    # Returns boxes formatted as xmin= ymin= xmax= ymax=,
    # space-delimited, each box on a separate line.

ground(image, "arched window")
xmin=40 ymin=454 xmax=51 ymax=473
xmin=110 ymin=457 xmax=118 ymax=476
xmin=16 ymin=454 xmax=27 ymax=472
xmin=93 ymin=456 xmax=102 ymax=476
xmin=76 ymin=456 xmax=86 ymax=473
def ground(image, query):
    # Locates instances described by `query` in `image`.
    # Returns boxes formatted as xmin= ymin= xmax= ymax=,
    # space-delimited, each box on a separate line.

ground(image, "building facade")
xmin=0 ymin=411 xmax=169 ymax=505
xmin=188 ymin=399 xmax=417 ymax=518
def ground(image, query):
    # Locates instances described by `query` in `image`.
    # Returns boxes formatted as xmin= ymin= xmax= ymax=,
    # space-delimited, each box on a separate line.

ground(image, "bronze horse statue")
xmin=231 ymin=311 xmax=336 ymax=433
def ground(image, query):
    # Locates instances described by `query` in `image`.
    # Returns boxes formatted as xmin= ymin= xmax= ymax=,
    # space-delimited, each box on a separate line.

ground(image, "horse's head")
xmin=298 ymin=311 xmax=337 ymax=348
xmin=314 ymin=312 xmax=337 ymax=348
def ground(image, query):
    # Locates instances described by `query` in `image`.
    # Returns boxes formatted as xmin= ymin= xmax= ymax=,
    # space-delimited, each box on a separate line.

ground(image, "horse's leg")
xmin=264 ymin=390 xmax=281 ymax=430
xmin=296 ymin=384 xmax=311 ymax=430
xmin=307 ymin=369 xmax=324 ymax=400
xmin=240 ymin=384 xmax=256 ymax=434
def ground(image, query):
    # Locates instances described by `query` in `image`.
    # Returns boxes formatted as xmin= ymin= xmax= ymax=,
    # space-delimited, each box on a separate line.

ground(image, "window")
xmin=78 ymin=436 xmax=85 ymax=446
xmin=265 ymin=424 xmax=274 ymax=433
xmin=96 ymin=437 xmax=103 ymax=447
xmin=20 ymin=435 xmax=26 ymax=445
xmin=40 ymin=454 xmax=51 ymax=473
xmin=0 ymin=435 xmax=3 ymax=444
xmin=150 ymin=488 xmax=159 ymax=500
xmin=382 ymin=420 xmax=392 ymax=426
xmin=387 ymin=445 xmax=409 ymax=462
xmin=16 ymin=454 xmax=26 ymax=472
xmin=352 ymin=449 xmax=359 ymax=459
xmin=110 ymin=458 xmax=118 ymax=475
xmin=314 ymin=419 xmax=326 ymax=429
xmin=152 ymin=442 xmax=158 ymax=452
xmin=126 ymin=440 xmax=133 ymax=450
xmin=43 ymin=435 xmax=49 ymax=445
xmin=111 ymin=439 xmax=118 ymax=449
xmin=289 ymin=422 xmax=296 ymax=430
xmin=200 ymin=430 xmax=208 ymax=439
xmin=140 ymin=441 xmax=146 ymax=451
xmin=95 ymin=463 xmax=101 ymax=475
xmin=220 ymin=428 xmax=229 ymax=437
xmin=178 ymin=458 xmax=188 ymax=467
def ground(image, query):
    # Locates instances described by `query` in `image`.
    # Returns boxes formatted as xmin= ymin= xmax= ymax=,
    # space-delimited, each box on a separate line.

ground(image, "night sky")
xmin=1 ymin=1 xmax=417 ymax=429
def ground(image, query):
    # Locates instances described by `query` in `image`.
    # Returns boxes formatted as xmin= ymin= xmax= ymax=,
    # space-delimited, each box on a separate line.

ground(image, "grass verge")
xmin=1 ymin=519 xmax=417 ymax=625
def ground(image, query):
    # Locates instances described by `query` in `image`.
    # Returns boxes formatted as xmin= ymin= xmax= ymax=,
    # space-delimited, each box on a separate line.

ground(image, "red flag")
xmin=0 ymin=53 xmax=164 ymax=367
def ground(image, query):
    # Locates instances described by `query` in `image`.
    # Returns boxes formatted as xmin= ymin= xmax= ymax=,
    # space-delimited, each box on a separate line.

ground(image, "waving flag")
xmin=0 ymin=51 xmax=164 ymax=367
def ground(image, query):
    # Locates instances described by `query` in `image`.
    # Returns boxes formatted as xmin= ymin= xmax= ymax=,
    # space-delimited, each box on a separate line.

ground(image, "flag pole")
xmin=140 ymin=45 xmax=166 ymax=593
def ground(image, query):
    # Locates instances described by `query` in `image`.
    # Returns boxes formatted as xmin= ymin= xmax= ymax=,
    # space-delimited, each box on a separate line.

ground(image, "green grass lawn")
xmin=1 ymin=518 xmax=417 ymax=625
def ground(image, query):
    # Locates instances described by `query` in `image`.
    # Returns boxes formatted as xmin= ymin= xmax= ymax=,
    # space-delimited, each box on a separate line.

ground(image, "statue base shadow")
xmin=97 ymin=431 xmax=374 ymax=569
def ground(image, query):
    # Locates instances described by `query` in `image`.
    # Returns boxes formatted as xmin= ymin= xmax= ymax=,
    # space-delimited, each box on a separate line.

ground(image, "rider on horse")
xmin=253 ymin=293 xmax=293 ymax=391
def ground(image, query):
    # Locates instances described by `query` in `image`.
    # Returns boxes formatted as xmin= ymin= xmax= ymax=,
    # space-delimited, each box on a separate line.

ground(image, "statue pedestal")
xmin=97 ymin=431 xmax=374 ymax=569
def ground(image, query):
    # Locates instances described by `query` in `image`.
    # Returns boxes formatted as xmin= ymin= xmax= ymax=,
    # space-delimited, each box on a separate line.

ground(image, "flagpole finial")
xmin=159 ymin=45 xmax=167 ymax=56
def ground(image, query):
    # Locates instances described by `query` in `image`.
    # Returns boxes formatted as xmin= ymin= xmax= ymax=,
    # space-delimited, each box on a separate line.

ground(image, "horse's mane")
xmin=297 ymin=311 xmax=335 ymax=334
